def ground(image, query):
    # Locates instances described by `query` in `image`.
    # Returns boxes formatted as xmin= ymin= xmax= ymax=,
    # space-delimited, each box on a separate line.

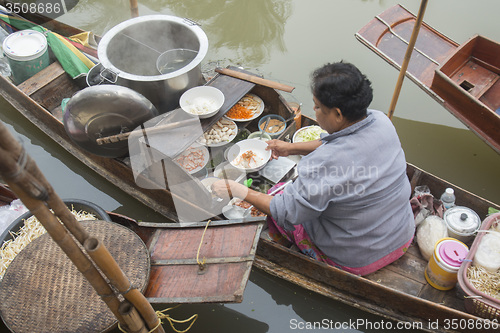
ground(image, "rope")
xmin=157 ymin=306 xmax=198 ymax=333
xmin=196 ymin=220 xmax=211 ymax=271
xmin=117 ymin=305 xmax=198 ymax=333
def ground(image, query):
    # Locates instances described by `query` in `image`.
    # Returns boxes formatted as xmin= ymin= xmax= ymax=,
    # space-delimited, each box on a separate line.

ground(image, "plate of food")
xmin=227 ymin=139 xmax=271 ymax=173
xmin=197 ymin=118 xmax=238 ymax=147
xmin=174 ymin=144 xmax=210 ymax=174
xmin=292 ymin=125 xmax=327 ymax=143
xmin=224 ymin=93 xmax=264 ymax=122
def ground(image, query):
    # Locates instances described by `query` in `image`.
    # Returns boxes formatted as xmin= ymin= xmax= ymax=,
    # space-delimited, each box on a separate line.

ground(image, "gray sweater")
xmin=270 ymin=110 xmax=415 ymax=267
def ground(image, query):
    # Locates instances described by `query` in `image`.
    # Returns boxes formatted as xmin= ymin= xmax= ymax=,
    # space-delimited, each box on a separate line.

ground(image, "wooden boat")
xmin=0 ymin=183 xmax=265 ymax=305
xmin=1 ymin=8 xmax=500 ymax=333
xmin=355 ymin=4 xmax=500 ymax=154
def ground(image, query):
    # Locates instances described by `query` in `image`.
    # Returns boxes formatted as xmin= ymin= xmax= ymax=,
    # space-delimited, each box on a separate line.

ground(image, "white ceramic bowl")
xmin=248 ymin=131 xmax=272 ymax=141
xmin=227 ymin=139 xmax=271 ymax=173
xmin=179 ymin=86 xmax=225 ymax=119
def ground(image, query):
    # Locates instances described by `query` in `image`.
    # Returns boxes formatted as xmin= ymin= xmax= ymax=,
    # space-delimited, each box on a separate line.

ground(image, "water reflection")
xmin=139 ymin=0 xmax=291 ymax=65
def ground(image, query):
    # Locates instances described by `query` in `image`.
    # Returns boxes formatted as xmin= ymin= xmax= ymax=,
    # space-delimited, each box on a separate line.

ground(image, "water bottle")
xmin=440 ymin=188 xmax=456 ymax=209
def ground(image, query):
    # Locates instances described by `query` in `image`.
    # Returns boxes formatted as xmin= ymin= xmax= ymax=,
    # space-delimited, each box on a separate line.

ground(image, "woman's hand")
xmin=266 ymin=139 xmax=292 ymax=160
xmin=211 ymin=179 xmax=248 ymax=200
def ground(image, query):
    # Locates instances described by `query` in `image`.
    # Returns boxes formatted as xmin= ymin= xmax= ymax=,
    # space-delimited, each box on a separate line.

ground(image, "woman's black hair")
xmin=311 ymin=61 xmax=373 ymax=122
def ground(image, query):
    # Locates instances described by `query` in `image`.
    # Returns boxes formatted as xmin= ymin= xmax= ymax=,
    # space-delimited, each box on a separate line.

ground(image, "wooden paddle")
xmin=387 ymin=0 xmax=428 ymax=120
xmin=96 ymin=117 xmax=199 ymax=145
xmin=215 ymin=67 xmax=295 ymax=92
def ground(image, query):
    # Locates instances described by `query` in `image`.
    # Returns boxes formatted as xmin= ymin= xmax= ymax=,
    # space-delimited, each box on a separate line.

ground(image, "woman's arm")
xmin=266 ymin=139 xmax=322 ymax=159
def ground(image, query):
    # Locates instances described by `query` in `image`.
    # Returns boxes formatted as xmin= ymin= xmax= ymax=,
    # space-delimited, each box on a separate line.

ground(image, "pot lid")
xmin=3 ymin=30 xmax=47 ymax=61
xmin=438 ymin=239 xmax=468 ymax=268
xmin=444 ymin=206 xmax=480 ymax=235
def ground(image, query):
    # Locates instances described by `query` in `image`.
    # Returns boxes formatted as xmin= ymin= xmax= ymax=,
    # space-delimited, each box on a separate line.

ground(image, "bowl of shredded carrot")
xmin=224 ymin=93 xmax=264 ymax=122
xmin=227 ymin=139 xmax=271 ymax=172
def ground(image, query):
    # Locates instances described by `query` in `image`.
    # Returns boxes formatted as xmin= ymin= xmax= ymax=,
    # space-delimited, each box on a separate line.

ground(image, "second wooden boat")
xmin=356 ymin=4 xmax=500 ymax=154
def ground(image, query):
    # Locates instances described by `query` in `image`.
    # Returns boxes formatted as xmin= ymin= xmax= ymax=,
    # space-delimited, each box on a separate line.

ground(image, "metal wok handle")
xmin=100 ymin=67 xmax=119 ymax=84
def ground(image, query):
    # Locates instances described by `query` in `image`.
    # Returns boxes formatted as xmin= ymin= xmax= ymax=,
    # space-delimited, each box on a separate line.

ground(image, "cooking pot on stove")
xmin=96 ymin=15 xmax=208 ymax=113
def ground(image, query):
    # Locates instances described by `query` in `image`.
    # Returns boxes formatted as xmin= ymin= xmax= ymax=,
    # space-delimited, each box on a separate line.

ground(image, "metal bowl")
xmin=0 ymin=199 xmax=111 ymax=245
xmin=63 ymin=85 xmax=158 ymax=158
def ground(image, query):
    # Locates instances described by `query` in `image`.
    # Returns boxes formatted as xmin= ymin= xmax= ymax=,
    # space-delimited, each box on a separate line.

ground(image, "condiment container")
xmin=2 ymin=30 xmax=49 ymax=84
xmin=443 ymin=206 xmax=480 ymax=244
xmin=473 ymin=231 xmax=500 ymax=272
xmin=425 ymin=238 xmax=469 ymax=290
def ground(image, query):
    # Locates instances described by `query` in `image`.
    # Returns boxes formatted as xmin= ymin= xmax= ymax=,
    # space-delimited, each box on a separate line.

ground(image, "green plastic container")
xmin=2 ymin=30 xmax=49 ymax=84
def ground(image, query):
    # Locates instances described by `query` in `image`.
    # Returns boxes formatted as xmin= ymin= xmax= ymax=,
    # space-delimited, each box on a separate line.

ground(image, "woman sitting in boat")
xmin=212 ymin=61 xmax=415 ymax=276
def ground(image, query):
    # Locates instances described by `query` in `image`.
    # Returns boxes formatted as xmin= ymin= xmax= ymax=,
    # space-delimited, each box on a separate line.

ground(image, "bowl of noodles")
xmin=227 ymin=139 xmax=271 ymax=173
xmin=0 ymin=200 xmax=110 ymax=280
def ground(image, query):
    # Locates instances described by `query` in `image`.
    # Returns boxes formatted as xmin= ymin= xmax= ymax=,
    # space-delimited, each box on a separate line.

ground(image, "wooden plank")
xmin=149 ymin=224 xmax=261 ymax=261
xmin=420 ymin=283 xmax=445 ymax=303
xmin=18 ymin=62 xmax=65 ymax=94
xmin=145 ymin=262 xmax=251 ymax=303
xmin=365 ymin=268 xmax=423 ymax=297
xmin=144 ymin=222 xmax=263 ymax=303
xmin=382 ymin=246 xmax=428 ymax=285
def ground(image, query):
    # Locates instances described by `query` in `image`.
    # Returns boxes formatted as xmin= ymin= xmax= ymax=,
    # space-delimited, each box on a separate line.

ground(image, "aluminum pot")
xmin=63 ymin=85 xmax=159 ymax=158
xmin=97 ymin=15 xmax=208 ymax=113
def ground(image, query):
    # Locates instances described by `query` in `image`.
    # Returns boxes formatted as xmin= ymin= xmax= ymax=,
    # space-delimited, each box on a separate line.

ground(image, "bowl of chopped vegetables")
xmin=179 ymin=86 xmax=225 ymax=119
xmin=292 ymin=125 xmax=327 ymax=143
xmin=227 ymin=139 xmax=271 ymax=173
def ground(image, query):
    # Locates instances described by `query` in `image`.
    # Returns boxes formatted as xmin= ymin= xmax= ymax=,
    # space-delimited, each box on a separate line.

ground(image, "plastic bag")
xmin=0 ymin=199 xmax=28 ymax=236
xmin=416 ymin=215 xmax=448 ymax=260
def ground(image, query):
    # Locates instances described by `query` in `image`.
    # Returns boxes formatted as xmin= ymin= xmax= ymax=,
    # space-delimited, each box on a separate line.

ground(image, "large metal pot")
xmin=97 ymin=15 xmax=208 ymax=113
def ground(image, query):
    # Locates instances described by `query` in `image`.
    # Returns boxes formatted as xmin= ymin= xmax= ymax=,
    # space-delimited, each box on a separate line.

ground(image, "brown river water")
xmin=1 ymin=0 xmax=499 ymax=332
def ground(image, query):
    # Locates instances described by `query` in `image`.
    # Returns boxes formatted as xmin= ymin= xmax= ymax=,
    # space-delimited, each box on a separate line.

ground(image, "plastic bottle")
xmin=0 ymin=26 xmax=12 ymax=77
xmin=440 ymin=188 xmax=456 ymax=209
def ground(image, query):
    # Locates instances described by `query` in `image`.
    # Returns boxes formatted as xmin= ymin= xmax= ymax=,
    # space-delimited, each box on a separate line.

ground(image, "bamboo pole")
xmin=387 ymin=0 xmax=429 ymax=120
xmin=85 ymin=237 xmax=165 ymax=333
xmin=130 ymin=0 xmax=139 ymax=17
xmin=0 ymin=122 xmax=151 ymax=332
xmin=119 ymin=302 xmax=149 ymax=333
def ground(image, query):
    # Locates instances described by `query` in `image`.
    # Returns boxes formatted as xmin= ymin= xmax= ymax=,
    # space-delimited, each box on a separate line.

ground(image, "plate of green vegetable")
xmin=292 ymin=125 xmax=327 ymax=143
